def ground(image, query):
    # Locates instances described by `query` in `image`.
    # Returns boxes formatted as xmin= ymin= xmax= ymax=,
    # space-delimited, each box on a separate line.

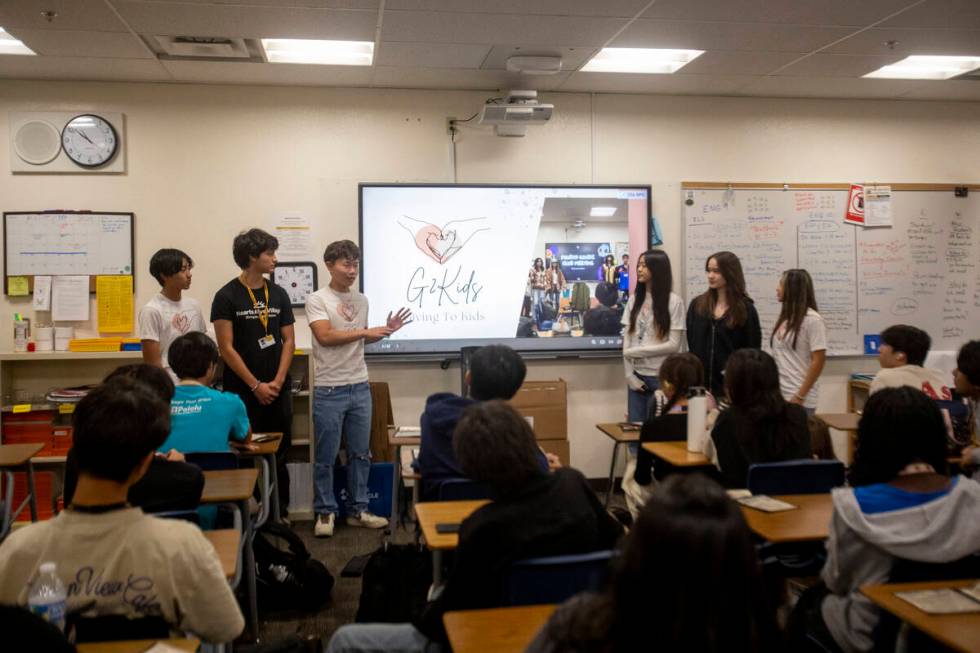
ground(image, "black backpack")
xmin=253 ymin=521 xmax=334 ymax=611
xmin=355 ymin=535 xmax=433 ymax=623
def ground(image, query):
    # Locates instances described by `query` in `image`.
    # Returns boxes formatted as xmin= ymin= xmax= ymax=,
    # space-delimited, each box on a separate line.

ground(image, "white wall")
xmin=1 ymin=81 xmax=978 ymax=475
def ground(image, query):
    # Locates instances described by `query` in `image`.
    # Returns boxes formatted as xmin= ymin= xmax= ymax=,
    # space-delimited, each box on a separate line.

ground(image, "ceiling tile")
xmin=7 ymin=29 xmax=152 ymax=59
xmin=170 ymin=1 xmax=380 ymax=8
xmin=381 ymin=11 xmax=628 ymax=46
xmin=639 ymin=0 xmax=914 ymax=26
xmin=376 ymin=42 xmax=491 ymax=69
xmin=480 ymin=45 xmax=597 ymax=72
xmin=162 ymin=59 xmax=375 ymax=85
xmin=824 ymin=27 xmax=980 ymax=56
xmin=613 ymin=20 xmax=853 ymax=53
xmin=0 ymin=0 xmax=129 ymax=32
xmin=113 ymin=1 xmax=377 ymax=40
xmin=370 ymin=65 xmax=517 ymax=90
xmin=879 ymin=0 xmax=980 ymax=29
xmin=384 ymin=1 xmax=650 ymax=18
xmin=0 ymin=55 xmax=170 ymax=81
xmin=899 ymin=79 xmax=980 ymax=100
xmin=559 ymin=71 xmax=757 ymax=95
xmin=679 ymin=51 xmax=800 ymax=76
xmin=772 ymin=53 xmax=907 ymax=77
xmin=735 ymin=75 xmax=922 ymax=99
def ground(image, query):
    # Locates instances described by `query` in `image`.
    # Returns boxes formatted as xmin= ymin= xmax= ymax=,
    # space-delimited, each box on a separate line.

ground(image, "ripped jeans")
xmin=313 ymin=382 xmax=373 ymax=516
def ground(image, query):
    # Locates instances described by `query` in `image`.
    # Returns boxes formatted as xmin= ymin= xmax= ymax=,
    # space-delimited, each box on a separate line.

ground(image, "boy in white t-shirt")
xmin=869 ymin=324 xmax=951 ymax=399
xmin=306 ymin=240 xmax=412 ymax=537
xmin=138 ymin=249 xmax=207 ymax=380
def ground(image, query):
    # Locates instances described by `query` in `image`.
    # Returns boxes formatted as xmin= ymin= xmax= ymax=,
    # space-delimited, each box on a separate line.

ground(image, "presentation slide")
xmin=360 ymin=184 xmax=650 ymax=356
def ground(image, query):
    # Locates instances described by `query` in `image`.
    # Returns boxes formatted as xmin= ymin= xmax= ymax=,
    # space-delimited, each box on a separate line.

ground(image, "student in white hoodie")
xmin=790 ymin=386 xmax=980 ymax=653
xmin=869 ymin=324 xmax=951 ymax=399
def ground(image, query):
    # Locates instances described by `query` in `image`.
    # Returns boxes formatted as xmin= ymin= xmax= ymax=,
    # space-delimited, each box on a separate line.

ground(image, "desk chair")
xmin=503 ymin=550 xmax=614 ymax=606
xmin=185 ymin=451 xmax=240 ymax=471
xmin=747 ymin=460 xmax=845 ymax=496
xmin=437 ymin=477 xmax=492 ymax=501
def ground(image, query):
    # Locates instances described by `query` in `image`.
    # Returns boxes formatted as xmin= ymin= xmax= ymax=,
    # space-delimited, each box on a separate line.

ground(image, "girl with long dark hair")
xmin=599 ymin=253 xmax=616 ymax=284
xmin=686 ymin=251 xmax=762 ymax=396
xmin=528 ymin=257 xmax=547 ymax=326
xmin=771 ymin=269 xmax=827 ymax=414
xmin=707 ymin=348 xmax=810 ymax=488
xmin=526 ymin=474 xmax=780 ymax=653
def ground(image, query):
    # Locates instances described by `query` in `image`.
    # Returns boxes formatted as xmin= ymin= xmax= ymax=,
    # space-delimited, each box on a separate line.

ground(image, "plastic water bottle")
xmin=28 ymin=562 xmax=67 ymax=632
xmin=686 ymin=386 xmax=709 ymax=453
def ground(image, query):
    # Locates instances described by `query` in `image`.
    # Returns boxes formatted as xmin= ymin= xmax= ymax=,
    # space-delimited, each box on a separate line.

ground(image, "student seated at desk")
xmin=869 ymin=325 xmax=950 ymax=398
xmin=327 ymin=401 xmax=623 ymax=653
xmin=789 ymin=387 xmax=980 ymax=653
xmin=525 ymin=474 xmax=779 ymax=653
xmin=0 ymin=376 xmax=244 ymax=644
xmin=417 ymin=344 xmax=553 ymax=501
xmin=955 ymin=340 xmax=980 ymax=469
xmin=582 ymin=282 xmax=623 ymax=337
xmin=707 ymin=349 xmax=810 ymax=488
xmin=160 ymin=332 xmax=252 ymax=453
xmin=63 ymin=364 xmax=204 ymax=513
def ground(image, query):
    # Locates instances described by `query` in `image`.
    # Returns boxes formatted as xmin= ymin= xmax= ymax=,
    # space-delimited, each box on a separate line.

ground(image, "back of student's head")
xmin=168 ymin=332 xmax=219 ymax=380
xmin=104 ymin=363 xmax=175 ymax=402
xmin=453 ymin=400 xmax=544 ymax=493
xmin=605 ymin=474 xmax=776 ymax=652
xmin=595 ymin=282 xmax=618 ymax=308
xmin=957 ymin=340 xmax=980 ymax=387
xmin=468 ymin=345 xmax=526 ymax=400
xmin=724 ymin=349 xmax=799 ymax=456
xmin=232 ymin=228 xmax=278 ymax=269
xmin=849 ymin=387 xmax=948 ymax=487
xmin=73 ymin=377 xmax=171 ymax=483
xmin=659 ymin=352 xmax=704 ymax=400
xmin=148 ymin=248 xmax=192 ymax=286
xmin=880 ymin=324 xmax=931 ymax=366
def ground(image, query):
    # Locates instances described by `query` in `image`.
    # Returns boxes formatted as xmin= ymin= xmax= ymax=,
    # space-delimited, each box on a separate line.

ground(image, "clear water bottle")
xmin=28 ymin=562 xmax=67 ymax=632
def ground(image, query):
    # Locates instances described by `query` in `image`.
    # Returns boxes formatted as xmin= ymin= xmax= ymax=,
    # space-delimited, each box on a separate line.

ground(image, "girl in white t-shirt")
xmin=771 ymin=269 xmax=827 ymax=414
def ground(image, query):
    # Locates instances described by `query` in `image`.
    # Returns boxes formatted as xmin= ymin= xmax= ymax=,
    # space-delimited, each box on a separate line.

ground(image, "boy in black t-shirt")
xmin=211 ymin=228 xmax=296 ymax=515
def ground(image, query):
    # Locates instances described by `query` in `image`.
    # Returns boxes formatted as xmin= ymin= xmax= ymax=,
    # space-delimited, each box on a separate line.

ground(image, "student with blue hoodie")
xmin=417 ymin=344 xmax=552 ymax=500
xmin=791 ymin=386 xmax=980 ymax=653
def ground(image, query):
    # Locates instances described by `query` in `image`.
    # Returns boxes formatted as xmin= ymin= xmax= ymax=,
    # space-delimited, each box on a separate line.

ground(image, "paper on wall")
xmin=51 ymin=275 xmax=90 ymax=321
xmin=96 ymin=275 xmax=134 ymax=333
xmin=864 ymin=185 xmax=893 ymax=227
xmin=32 ymin=275 xmax=52 ymax=310
xmin=273 ymin=214 xmax=312 ymax=260
xmin=7 ymin=276 xmax=29 ymax=296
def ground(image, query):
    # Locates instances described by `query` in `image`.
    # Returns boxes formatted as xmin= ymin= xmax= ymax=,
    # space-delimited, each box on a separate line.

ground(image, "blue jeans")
xmin=627 ymin=374 xmax=659 ymax=455
xmin=314 ymin=382 xmax=372 ymax=516
xmin=326 ymin=623 xmax=439 ymax=653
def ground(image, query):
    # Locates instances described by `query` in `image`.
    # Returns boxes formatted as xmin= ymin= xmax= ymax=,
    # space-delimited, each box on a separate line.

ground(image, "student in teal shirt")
xmin=161 ymin=332 xmax=252 ymax=453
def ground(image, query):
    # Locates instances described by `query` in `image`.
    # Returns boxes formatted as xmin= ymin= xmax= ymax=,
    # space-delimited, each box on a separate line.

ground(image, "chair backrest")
xmin=640 ymin=412 xmax=687 ymax=443
xmin=437 ymin=477 xmax=493 ymax=501
xmin=503 ymin=550 xmax=615 ymax=607
xmin=184 ymin=451 xmax=240 ymax=471
xmin=68 ymin=614 xmax=170 ymax=643
xmin=150 ymin=509 xmax=201 ymax=525
xmin=746 ymin=459 xmax=845 ymax=495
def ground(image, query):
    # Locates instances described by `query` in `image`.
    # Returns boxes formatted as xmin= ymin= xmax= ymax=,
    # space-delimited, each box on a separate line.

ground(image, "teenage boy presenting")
xmin=139 ymin=248 xmax=207 ymax=380
xmin=211 ymin=228 xmax=295 ymax=513
xmin=307 ymin=240 xmax=412 ymax=537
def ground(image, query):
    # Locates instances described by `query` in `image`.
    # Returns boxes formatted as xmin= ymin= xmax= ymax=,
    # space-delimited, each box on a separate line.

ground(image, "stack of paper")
xmin=68 ymin=337 xmax=124 ymax=352
xmin=46 ymin=385 xmax=96 ymax=403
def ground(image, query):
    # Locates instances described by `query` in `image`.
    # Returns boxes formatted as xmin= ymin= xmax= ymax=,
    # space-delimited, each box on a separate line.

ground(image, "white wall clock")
xmin=273 ymin=261 xmax=319 ymax=308
xmin=61 ymin=114 xmax=119 ymax=168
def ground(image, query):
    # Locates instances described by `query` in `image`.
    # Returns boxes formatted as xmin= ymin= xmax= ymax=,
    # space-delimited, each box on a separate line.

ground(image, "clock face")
xmin=61 ymin=114 xmax=118 ymax=168
xmin=273 ymin=262 xmax=318 ymax=307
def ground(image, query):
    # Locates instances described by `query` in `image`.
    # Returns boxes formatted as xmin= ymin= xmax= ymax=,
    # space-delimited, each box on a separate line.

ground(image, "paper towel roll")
xmin=35 ymin=326 xmax=54 ymax=351
xmin=54 ymin=326 xmax=73 ymax=351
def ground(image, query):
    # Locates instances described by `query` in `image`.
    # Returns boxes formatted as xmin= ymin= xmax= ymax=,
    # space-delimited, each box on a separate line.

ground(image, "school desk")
xmin=0 ymin=442 xmax=44 ymax=538
xmin=862 ymin=579 xmax=980 ymax=653
xmin=817 ymin=412 xmax=860 ymax=462
xmin=415 ymin=499 xmax=489 ymax=584
xmin=595 ymin=423 xmax=639 ymax=507
xmin=204 ymin=528 xmax=240 ymax=581
xmin=77 ymin=638 xmax=199 ymax=652
xmin=201 ymin=468 xmax=259 ymax=641
xmin=444 ymin=604 xmax=557 ymax=653
xmin=641 ymin=440 xmax=712 ymax=467
xmin=388 ymin=426 xmax=421 ymax=525
xmin=739 ymin=493 xmax=833 ymax=543
xmin=238 ymin=432 xmax=283 ymax=525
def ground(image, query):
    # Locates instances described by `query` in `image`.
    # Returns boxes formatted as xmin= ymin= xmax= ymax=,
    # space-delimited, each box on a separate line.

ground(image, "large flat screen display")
xmin=359 ymin=184 xmax=651 ymax=357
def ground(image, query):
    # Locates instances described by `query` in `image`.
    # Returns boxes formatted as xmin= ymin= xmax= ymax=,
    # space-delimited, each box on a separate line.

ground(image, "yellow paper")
xmin=58 ymin=403 xmax=75 ymax=415
xmin=96 ymin=275 xmax=134 ymax=334
xmin=12 ymin=404 xmax=31 ymax=413
xmin=8 ymin=276 xmax=29 ymax=296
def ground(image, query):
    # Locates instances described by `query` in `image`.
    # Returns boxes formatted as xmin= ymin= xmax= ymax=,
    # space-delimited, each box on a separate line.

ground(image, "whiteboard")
xmin=683 ymin=186 xmax=980 ymax=356
xmin=4 ymin=212 xmax=134 ymax=277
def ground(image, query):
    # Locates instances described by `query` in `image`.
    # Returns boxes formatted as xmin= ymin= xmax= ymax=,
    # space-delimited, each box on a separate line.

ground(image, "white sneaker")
xmin=347 ymin=511 xmax=388 ymax=529
xmin=314 ymin=513 xmax=335 ymax=537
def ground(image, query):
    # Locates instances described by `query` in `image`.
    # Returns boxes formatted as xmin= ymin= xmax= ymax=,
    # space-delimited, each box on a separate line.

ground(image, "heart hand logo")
xmin=338 ymin=301 xmax=358 ymax=323
xmin=402 ymin=216 xmax=489 ymax=266
xmin=171 ymin=313 xmax=190 ymax=334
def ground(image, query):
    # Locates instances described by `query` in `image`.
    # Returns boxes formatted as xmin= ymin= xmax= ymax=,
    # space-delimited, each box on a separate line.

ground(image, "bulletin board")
xmin=3 ymin=211 xmax=135 ymax=294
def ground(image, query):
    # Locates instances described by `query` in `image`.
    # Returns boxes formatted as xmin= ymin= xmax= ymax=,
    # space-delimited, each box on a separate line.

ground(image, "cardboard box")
xmin=538 ymin=439 xmax=570 ymax=467
xmin=509 ymin=379 xmax=567 ymax=441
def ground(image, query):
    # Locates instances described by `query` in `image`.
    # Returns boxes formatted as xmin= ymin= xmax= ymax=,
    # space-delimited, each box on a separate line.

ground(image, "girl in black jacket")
xmin=686 ymin=251 xmax=761 ymax=397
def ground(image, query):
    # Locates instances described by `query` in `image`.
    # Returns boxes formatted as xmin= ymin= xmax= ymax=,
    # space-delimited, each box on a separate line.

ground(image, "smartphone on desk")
xmin=435 ymin=522 xmax=460 ymax=534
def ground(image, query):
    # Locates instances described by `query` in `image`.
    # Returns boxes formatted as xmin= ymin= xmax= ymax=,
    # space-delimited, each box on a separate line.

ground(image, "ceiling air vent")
xmin=148 ymin=35 xmax=263 ymax=62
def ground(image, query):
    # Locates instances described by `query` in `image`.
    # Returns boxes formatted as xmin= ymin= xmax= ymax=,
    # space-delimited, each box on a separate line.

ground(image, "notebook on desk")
xmin=896 ymin=584 xmax=980 ymax=614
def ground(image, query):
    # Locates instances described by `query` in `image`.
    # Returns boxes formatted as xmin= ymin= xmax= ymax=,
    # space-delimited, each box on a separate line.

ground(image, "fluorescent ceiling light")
xmin=863 ymin=55 xmax=980 ymax=80
xmin=582 ymin=48 xmax=703 ymax=74
xmin=0 ymin=27 xmax=36 ymax=56
xmin=261 ymin=38 xmax=373 ymax=66
xmin=590 ymin=206 xmax=617 ymax=217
